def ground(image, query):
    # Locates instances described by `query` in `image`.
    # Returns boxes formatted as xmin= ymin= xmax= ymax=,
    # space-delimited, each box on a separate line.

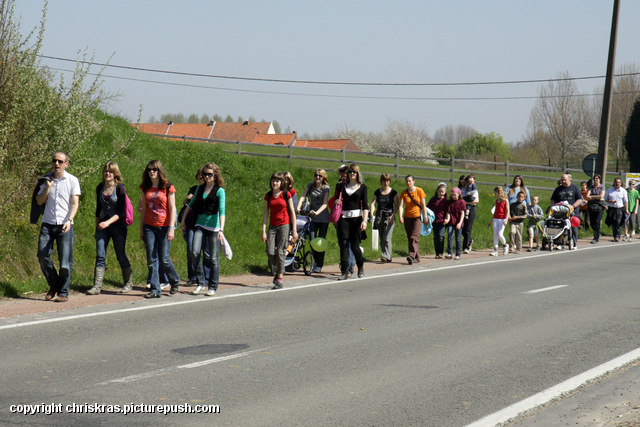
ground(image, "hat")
xmin=452 ymin=187 xmax=461 ymax=195
xmin=438 ymin=182 xmax=447 ymax=187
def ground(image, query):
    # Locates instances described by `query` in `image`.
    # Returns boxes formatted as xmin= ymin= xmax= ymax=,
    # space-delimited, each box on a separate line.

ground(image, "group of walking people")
xmin=33 ymin=152 xmax=226 ymax=302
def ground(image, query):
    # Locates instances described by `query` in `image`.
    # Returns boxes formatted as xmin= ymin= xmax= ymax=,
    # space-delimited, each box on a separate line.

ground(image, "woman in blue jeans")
xmin=180 ymin=163 xmax=226 ymax=297
xmin=181 ymin=167 xmax=211 ymax=286
xmin=139 ymin=160 xmax=180 ymax=298
xmin=88 ymin=162 xmax=132 ymax=295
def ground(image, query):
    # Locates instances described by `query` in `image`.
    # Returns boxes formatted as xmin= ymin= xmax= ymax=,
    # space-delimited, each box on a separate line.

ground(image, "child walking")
xmin=527 ymin=195 xmax=544 ymax=251
xmin=262 ymin=172 xmax=298 ymax=290
xmin=488 ymin=186 xmax=509 ymax=256
xmin=427 ymin=183 xmax=449 ymax=259
xmin=444 ymin=187 xmax=465 ymax=260
xmin=509 ymin=191 xmax=528 ymax=254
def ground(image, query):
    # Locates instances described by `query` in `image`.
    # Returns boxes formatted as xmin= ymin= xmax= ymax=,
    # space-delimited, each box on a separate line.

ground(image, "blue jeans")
xmin=183 ymin=229 xmax=211 ymax=281
xmin=143 ymin=224 xmax=180 ymax=295
xmin=191 ymin=227 xmax=220 ymax=290
xmin=37 ymin=223 xmax=74 ymax=297
xmin=447 ymin=225 xmax=462 ymax=256
xmin=432 ymin=223 xmax=446 ymax=256
xmin=95 ymin=223 xmax=130 ymax=269
xmin=309 ymin=222 xmax=329 ymax=268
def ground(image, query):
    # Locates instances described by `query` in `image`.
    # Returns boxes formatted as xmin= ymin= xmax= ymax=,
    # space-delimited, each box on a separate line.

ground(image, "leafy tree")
xmin=213 ymin=114 xmax=223 ymax=122
xmin=237 ymin=116 xmax=244 ymax=123
xmin=187 ymin=113 xmax=199 ymax=124
xmin=379 ymin=118 xmax=433 ymax=160
xmin=457 ymin=132 xmax=510 ymax=160
xmin=224 ymin=114 xmax=234 ymax=123
xmin=247 ymin=115 xmax=257 ymax=122
xmin=148 ymin=115 xmax=158 ymax=123
xmin=160 ymin=113 xmax=185 ymax=123
xmin=272 ymin=120 xmax=282 ymax=134
xmin=200 ymin=113 xmax=210 ymax=124
xmin=433 ymin=143 xmax=457 ymax=159
xmin=624 ymin=98 xmax=640 ymax=172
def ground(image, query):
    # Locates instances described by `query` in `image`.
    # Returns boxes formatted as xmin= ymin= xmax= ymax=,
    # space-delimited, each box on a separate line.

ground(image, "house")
xmin=132 ymin=121 xmax=274 ymax=142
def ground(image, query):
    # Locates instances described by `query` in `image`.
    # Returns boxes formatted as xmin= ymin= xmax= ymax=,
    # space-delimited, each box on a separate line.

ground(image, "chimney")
xmin=243 ymin=120 xmax=249 ymax=126
xmin=167 ymin=121 xmax=173 ymax=126
xmin=207 ymin=120 xmax=214 ymax=126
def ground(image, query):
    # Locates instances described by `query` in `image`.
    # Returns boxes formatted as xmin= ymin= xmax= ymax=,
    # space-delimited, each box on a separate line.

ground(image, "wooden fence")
xmin=148 ymin=133 xmax=626 ymax=191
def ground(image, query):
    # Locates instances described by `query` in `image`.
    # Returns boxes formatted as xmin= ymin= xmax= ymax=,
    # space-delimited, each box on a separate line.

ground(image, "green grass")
xmin=0 ymin=114 xmax=611 ymax=298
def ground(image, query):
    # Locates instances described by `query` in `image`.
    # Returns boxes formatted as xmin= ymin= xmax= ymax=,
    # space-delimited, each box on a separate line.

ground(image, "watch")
xmin=68 ymin=219 xmax=74 ymax=224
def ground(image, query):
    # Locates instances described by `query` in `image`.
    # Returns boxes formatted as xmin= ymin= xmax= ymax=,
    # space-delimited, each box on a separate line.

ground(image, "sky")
xmin=13 ymin=0 xmax=640 ymax=143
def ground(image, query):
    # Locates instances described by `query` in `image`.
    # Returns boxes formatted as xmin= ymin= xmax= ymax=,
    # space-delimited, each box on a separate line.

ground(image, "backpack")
xmin=116 ymin=184 xmax=135 ymax=226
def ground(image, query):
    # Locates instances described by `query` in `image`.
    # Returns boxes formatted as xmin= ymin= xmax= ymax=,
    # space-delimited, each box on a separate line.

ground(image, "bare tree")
xmin=433 ymin=124 xmax=477 ymax=145
xmin=334 ymin=123 xmax=376 ymax=152
xmin=527 ymin=71 xmax=588 ymax=161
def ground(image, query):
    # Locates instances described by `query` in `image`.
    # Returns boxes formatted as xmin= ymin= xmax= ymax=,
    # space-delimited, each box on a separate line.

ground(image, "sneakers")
xmin=170 ymin=284 xmax=179 ymax=295
xmin=445 ymin=254 xmax=452 ymax=259
xmin=463 ymin=249 xmax=470 ymax=254
xmin=490 ymin=250 xmax=498 ymax=256
xmin=454 ymin=255 xmax=460 ymax=260
xmin=526 ymin=248 xmax=532 ymax=252
xmin=515 ymin=250 xmax=521 ymax=254
xmin=160 ymin=283 xmax=170 ymax=290
xmin=469 ymin=239 xmax=474 ymax=251
xmin=205 ymin=289 xmax=216 ymax=296
xmin=406 ymin=256 xmax=413 ymax=265
xmin=144 ymin=292 xmax=160 ymax=299
xmin=272 ymin=279 xmax=283 ymax=290
xmin=146 ymin=283 xmax=151 ymax=289
xmin=503 ymin=245 xmax=509 ymax=255
xmin=313 ymin=266 xmax=322 ymax=273
xmin=192 ymin=285 xmax=206 ymax=295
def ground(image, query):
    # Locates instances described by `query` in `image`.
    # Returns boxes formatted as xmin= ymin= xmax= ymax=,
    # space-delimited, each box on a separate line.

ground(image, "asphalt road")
xmin=1 ymin=242 xmax=640 ymax=427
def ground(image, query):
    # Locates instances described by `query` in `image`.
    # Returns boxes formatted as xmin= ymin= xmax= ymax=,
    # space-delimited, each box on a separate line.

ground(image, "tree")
xmin=236 ymin=115 xmax=244 ymax=123
xmin=433 ymin=124 xmax=477 ymax=145
xmin=213 ymin=114 xmax=223 ymax=122
xmin=380 ymin=118 xmax=433 ymax=159
xmin=200 ymin=113 xmax=210 ymax=124
xmin=333 ymin=123 xmax=376 ymax=152
xmin=526 ymin=71 xmax=588 ymax=161
xmin=187 ymin=113 xmax=199 ymax=124
xmin=457 ymin=132 xmax=510 ymax=160
xmin=224 ymin=114 xmax=234 ymax=123
xmin=272 ymin=120 xmax=282 ymax=134
xmin=624 ymin=98 xmax=640 ymax=172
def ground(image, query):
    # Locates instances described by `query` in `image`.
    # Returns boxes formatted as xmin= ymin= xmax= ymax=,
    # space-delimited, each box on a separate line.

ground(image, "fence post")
xmin=450 ymin=156 xmax=455 ymax=187
xmin=342 ymin=147 xmax=346 ymax=164
xmin=494 ymin=155 xmax=497 ymax=171
xmin=183 ymin=134 xmax=187 ymax=143
xmin=396 ymin=153 xmax=400 ymax=178
xmin=237 ymin=140 xmax=241 ymax=155
xmin=505 ymin=160 xmax=510 ymax=187
xmin=289 ymin=144 xmax=293 ymax=166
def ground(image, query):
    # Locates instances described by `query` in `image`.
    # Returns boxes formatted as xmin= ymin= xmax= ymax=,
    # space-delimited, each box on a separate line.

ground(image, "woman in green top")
xmin=180 ymin=163 xmax=226 ymax=296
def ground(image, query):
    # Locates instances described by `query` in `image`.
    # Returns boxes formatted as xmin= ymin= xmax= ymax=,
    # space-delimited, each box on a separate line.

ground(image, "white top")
xmin=604 ymin=186 xmax=628 ymax=209
xmin=38 ymin=171 xmax=81 ymax=225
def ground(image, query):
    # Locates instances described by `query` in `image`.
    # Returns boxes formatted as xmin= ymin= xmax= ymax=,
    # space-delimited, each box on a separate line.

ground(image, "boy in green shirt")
xmin=624 ymin=179 xmax=639 ymax=241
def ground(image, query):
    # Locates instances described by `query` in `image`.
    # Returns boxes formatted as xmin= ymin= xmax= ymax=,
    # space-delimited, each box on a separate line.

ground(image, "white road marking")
xmin=96 ymin=347 xmax=270 ymax=385
xmin=521 ymin=285 xmax=568 ymax=294
xmin=464 ymin=346 xmax=640 ymax=427
xmin=0 ymin=242 xmax=614 ymax=331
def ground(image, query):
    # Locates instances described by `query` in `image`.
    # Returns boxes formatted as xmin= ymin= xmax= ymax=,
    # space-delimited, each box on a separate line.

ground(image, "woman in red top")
xmin=262 ymin=172 xmax=298 ymax=290
xmin=427 ymin=183 xmax=449 ymax=259
xmin=139 ymin=160 xmax=180 ymax=298
xmin=488 ymin=186 xmax=510 ymax=256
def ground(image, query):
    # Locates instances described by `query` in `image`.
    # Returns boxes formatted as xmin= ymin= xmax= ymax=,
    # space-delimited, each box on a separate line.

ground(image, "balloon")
xmin=570 ymin=216 xmax=581 ymax=228
xmin=310 ymin=237 xmax=328 ymax=252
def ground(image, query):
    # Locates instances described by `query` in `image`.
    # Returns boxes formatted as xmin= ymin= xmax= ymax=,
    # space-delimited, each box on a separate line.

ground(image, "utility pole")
xmin=596 ymin=0 xmax=620 ymax=185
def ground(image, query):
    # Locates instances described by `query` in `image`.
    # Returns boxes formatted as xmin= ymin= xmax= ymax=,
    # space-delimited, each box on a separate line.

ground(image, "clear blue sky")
xmin=14 ymin=0 xmax=640 ymax=143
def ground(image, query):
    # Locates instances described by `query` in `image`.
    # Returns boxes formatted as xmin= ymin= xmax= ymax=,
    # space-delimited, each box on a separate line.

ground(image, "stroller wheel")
xmin=303 ymin=251 xmax=315 ymax=276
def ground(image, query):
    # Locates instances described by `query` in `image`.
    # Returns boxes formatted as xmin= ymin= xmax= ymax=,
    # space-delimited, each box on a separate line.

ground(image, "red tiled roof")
xmin=251 ymin=133 xmax=297 ymax=145
xmin=132 ymin=122 xmax=272 ymax=142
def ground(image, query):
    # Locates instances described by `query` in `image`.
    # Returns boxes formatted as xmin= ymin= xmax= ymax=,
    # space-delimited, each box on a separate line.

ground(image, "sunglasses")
xmin=203 ymin=173 xmax=214 ymax=178
xmin=52 ymin=159 xmax=66 ymax=164
xmin=147 ymin=168 xmax=158 ymax=172
xmin=348 ymin=171 xmax=357 ymax=174
xmin=314 ymin=174 xmax=322 ymax=178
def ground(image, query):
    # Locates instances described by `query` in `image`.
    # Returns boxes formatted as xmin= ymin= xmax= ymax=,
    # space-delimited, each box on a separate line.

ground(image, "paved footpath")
xmin=3 ymin=238 xmax=640 ymax=427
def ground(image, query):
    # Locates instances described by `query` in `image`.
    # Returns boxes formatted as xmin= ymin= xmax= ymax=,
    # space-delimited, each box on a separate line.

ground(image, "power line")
xmin=50 ymin=67 xmax=640 ymax=101
xmin=40 ymin=54 xmax=640 ymax=87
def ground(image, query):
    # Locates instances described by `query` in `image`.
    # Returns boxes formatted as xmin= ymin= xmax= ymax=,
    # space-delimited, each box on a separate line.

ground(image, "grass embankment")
xmin=0 ymin=115 xmax=602 ymax=298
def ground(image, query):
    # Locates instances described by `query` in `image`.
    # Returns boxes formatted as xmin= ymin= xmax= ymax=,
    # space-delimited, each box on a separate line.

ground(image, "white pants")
xmin=492 ymin=218 xmax=507 ymax=247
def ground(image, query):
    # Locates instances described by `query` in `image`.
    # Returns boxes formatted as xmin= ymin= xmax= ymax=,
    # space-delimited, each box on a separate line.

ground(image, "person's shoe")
xmin=570 ymin=246 xmax=577 ymax=250
xmin=192 ymin=285 xmax=206 ymax=295
xmin=160 ymin=283 xmax=170 ymax=290
xmin=445 ymin=254 xmax=452 ymax=259
xmin=503 ymin=245 xmax=509 ymax=255
xmin=357 ymin=266 xmax=364 ymax=278
xmin=613 ymin=238 xmax=619 ymax=242
xmin=406 ymin=256 xmax=413 ymax=265
xmin=490 ymin=250 xmax=498 ymax=256
xmin=313 ymin=266 xmax=322 ymax=273
xmin=337 ymin=272 xmax=349 ymax=281
xmin=463 ymin=249 xmax=470 ymax=254
xmin=526 ymin=248 xmax=532 ymax=252
xmin=272 ymin=280 xmax=283 ymax=289
xmin=454 ymin=255 xmax=460 ymax=260
xmin=205 ymin=289 xmax=216 ymax=296
xmin=591 ymin=239 xmax=597 ymax=244
xmin=469 ymin=239 xmax=474 ymax=251
xmin=146 ymin=283 xmax=151 ymax=289
xmin=144 ymin=292 xmax=160 ymax=299
xmin=54 ymin=295 xmax=68 ymax=302
xmin=121 ymin=266 xmax=134 ymax=293
xmin=557 ymin=245 xmax=564 ymax=250
xmin=87 ymin=267 xmax=105 ymax=295
xmin=45 ymin=289 xmax=56 ymax=301
xmin=414 ymin=258 xmax=420 ymax=263
xmin=170 ymin=284 xmax=179 ymax=295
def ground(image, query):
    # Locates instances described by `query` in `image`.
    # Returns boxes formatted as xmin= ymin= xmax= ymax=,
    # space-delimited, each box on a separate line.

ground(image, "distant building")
xmin=132 ymin=121 xmax=359 ymax=151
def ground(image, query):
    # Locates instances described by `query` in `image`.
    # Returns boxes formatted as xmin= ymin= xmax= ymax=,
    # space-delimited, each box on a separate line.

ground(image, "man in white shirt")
xmin=36 ymin=152 xmax=81 ymax=302
xmin=604 ymin=178 xmax=629 ymax=242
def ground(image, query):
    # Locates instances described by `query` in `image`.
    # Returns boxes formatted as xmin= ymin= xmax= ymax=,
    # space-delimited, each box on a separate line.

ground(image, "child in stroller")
xmin=284 ymin=212 xmax=316 ymax=275
xmin=541 ymin=202 xmax=574 ymax=250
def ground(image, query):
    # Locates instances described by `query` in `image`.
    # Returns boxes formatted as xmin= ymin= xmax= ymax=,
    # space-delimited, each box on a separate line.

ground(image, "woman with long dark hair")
xmin=370 ymin=173 xmax=399 ymax=263
xmin=139 ymin=160 xmax=180 ymax=298
xmin=335 ymin=166 xmax=368 ymax=280
xmin=87 ymin=162 xmax=133 ymax=295
xmin=586 ymin=174 xmax=606 ymax=244
xmin=508 ymin=174 xmax=530 ymax=205
xmin=180 ymin=163 xmax=226 ymax=296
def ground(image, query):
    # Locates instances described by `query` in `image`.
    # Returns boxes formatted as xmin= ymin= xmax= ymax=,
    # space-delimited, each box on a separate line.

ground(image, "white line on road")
xmin=96 ymin=347 xmax=270 ymax=385
xmin=0 ymin=242 xmax=616 ymax=331
xmin=464 ymin=346 xmax=640 ymax=427
xmin=521 ymin=285 xmax=568 ymax=294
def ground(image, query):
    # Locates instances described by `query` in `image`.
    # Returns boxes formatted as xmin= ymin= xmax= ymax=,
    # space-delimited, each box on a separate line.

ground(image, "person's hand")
xmin=360 ymin=220 xmax=366 ymax=231
xmin=399 ymin=217 xmax=404 ymax=224
xmin=261 ymin=230 xmax=267 ymax=243
xmin=62 ymin=219 xmax=72 ymax=233
xmin=217 ymin=231 xmax=224 ymax=242
xmin=168 ymin=227 xmax=175 ymax=241
xmin=292 ymin=230 xmax=299 ymax=241
xmin=98 ymin=221 xmax=109 ymax=230
xmin=456 ymin=223 xmax=461 ymax=230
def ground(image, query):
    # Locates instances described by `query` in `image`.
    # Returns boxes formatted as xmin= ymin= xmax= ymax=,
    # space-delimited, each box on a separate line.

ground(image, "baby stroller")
xmin=284 ymin=213 xmax=315 ymax=275
xmin=541 ymin=204 xmax=574 ymax=251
